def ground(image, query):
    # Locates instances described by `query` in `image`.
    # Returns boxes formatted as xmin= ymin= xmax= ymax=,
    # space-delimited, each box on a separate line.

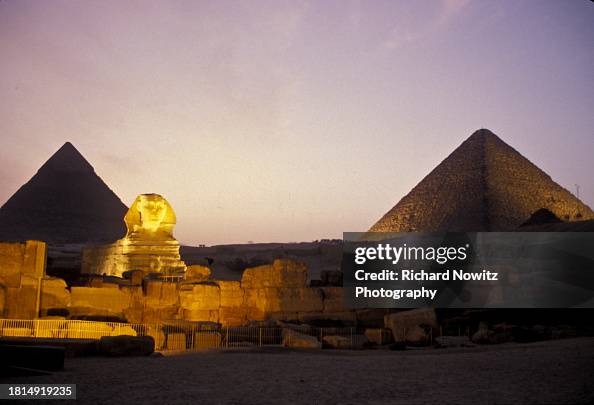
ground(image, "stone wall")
xmin=2 ymin=252 xmax=356 ymax=326
xmin=0 ymin=240 xmax=55 ymax=318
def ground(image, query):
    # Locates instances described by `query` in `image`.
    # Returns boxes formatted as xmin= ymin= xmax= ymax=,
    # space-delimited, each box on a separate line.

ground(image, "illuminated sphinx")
xmin=82 ymin=194 xmax=186 ymax=278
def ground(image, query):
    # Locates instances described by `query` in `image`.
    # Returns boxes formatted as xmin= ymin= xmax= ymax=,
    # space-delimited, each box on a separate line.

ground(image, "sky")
xmin=0 ymin=0 xmax=593 ymax=246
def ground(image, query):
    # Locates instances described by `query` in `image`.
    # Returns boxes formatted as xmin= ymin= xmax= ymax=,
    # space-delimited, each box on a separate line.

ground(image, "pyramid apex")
xmin=468 ymin=128 xmax=500 ymax=141
xmin=41 ymin=142 xmax=94 ymax=173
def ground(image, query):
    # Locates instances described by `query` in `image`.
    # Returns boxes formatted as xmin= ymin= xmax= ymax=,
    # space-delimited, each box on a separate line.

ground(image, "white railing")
xmin=0 ymin=319 xmax=373 ymax=351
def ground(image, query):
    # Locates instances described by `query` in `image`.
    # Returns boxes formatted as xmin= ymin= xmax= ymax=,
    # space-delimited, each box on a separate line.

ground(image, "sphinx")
xmin=82 ymin=194 xmax=187 ymax=278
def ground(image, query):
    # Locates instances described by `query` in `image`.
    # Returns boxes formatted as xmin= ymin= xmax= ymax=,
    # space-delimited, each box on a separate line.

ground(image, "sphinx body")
xmin=82 ymin=194 xmax=186 ymax=277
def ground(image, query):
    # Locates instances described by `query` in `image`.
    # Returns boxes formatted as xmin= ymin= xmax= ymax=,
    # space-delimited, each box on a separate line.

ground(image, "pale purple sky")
xmin=0 ymin=0 xmax=593 ymax=245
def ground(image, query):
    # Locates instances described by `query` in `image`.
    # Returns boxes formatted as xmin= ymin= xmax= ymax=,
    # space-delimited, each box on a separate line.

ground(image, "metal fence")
xmin=0 ymin=319 xmax=367 ymax=351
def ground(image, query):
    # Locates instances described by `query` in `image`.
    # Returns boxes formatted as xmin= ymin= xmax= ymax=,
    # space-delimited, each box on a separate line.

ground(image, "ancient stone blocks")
xmin=70 ymin=287 xmax=131 ymax=316
xmin=179 ymin=283 xmax=220 ymax=311
xmin=41 ymin=278 xmax=70 ymax=315
xmin=241 ymin=259 xmax=307 ymax=288
xmin=384 ymin=308 xmax=438 ymax=343
xmin=0 ymin=241 xmax=46 ymax=288
xmin=244 ymin=287 xmax=323 ymax=314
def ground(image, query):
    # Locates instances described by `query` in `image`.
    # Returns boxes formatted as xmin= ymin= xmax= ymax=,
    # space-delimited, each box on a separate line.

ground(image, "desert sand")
xmin=2 ymin=337 xmax=593 ymax=404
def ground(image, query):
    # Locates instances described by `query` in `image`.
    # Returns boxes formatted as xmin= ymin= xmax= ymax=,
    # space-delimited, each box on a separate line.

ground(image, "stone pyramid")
xmin=0 ymin=142 xmax=127 ymax=243
xmin=370 ymin=129 xmax=594 ymax=232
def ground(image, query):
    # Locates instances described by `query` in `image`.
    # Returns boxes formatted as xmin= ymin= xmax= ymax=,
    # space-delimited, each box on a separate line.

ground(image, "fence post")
xmin=259 ymin=328 xmax=262 ymax=347
xmin=226 ymin=327 xmax=229 ymax=348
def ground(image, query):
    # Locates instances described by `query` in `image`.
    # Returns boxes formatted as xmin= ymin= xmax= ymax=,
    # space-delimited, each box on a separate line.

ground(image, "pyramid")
xmin=0 ymin=142 xmax=128 ymax=244
xmin=370 ymin=129 xmax=594 ymax=232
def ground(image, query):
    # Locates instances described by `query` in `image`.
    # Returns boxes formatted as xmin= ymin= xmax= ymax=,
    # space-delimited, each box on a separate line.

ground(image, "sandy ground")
xmin=2 ymin=338 xmax=593 ymax=404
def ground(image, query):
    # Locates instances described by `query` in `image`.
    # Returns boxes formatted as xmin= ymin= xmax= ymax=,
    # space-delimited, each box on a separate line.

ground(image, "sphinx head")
xmin=124 ymin=193 xmax=176 ymax=239
xmin=138 ymin=194 xmax=167 ymax=232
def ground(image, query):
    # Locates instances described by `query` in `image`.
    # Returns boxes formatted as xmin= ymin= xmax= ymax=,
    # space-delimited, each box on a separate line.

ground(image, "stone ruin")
xmin=82 ymin=194 xmax=186 ymax=278
xmin=0 ymin=239 xmax=357 ymax=329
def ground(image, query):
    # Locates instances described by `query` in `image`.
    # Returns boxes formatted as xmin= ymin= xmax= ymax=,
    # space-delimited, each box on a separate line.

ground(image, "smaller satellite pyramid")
xmin=0 ymin=142 xmax=127 ymax=244
xmin=370 ymin=129 xmax=594 ymax=232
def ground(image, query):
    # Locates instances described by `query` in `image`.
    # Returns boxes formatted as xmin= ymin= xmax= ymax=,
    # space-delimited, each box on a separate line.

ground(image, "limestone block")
xmin=405 ymin=325 xmax=429 ymax=346
xmin=219 ymin=307 xmax=247 ymax=327
xmin=165 ymin=333 xmax=187 ymax=350
xmin=144 ymin=280 xmax=179 ymax=306
xmin=70 ymin=287 xmax=131 ymax=315
xmin=141 ymin=305 xmax=179 ymax=324
xmin=40 ymin=278 xmax=70 ymax=314
xmin=216 ymin=280 xmax=244 ymax=307
xmin=6 ymin=277 xmax=38 ymax=319
xmin=268 ymin=312 xmax=300 ymax=323
xmin=181 ymin=309 xmax=219 ymax=323
xmin=186 ymin=265 xmax=211 ymax=281
xmin=241 ymin=259 xmax=308 ymax=289
xmin=384 ymin=309 xmax=438 ymax=343
xmin=110 ymin=325 xmax=138 ymax=336
xmin=321 ymin=287 xmax=345 ymax=312
xmin=179 ymin=283 xmax=220 ymax=311
xmin=364 ymin=328 xmax=393 ymax=345
xmin=192 ymin=331 xmax=221 ymax=349
xmin=322 ymin=335 xmax=351 ymax=349
xmin=22 ymin=240 xmax=47 ymax=277
xmin=0 ymin=243 xmax=25 ymax=288
xmin=244 ymin=287 xmax=323 ymax=314
xmin=282 ymin=328 xmax=321 ymax=349
xmin=65 ymin=321 xmax=115 ymax=339
xmin=246 ymin=306 xmax=267 ymax=322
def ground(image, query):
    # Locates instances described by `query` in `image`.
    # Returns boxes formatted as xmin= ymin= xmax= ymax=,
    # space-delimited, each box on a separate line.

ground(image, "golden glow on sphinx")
xmin=82 ymin=194 xmax=186 ymax=278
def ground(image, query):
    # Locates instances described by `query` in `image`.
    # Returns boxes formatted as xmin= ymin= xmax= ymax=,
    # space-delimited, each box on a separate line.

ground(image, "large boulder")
xmin=384 ymin=309 xmax=438 ymax=343
xmin=241 ymin=259 xmax=307 ymax=289
xmin=282 ymin=328 xmax=321 ymax=349
xmin=41 ymin=278 xmax=71 ymax=316
xmin=364 ymin=328 xmax=393 ymax=345
xmin=70 ymin=286 xmax=131 ymax=318
xmin=98 ymin=335 xmax=154 ymax=356
xmin=322 ymin=334 xmax=369 ymax=349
